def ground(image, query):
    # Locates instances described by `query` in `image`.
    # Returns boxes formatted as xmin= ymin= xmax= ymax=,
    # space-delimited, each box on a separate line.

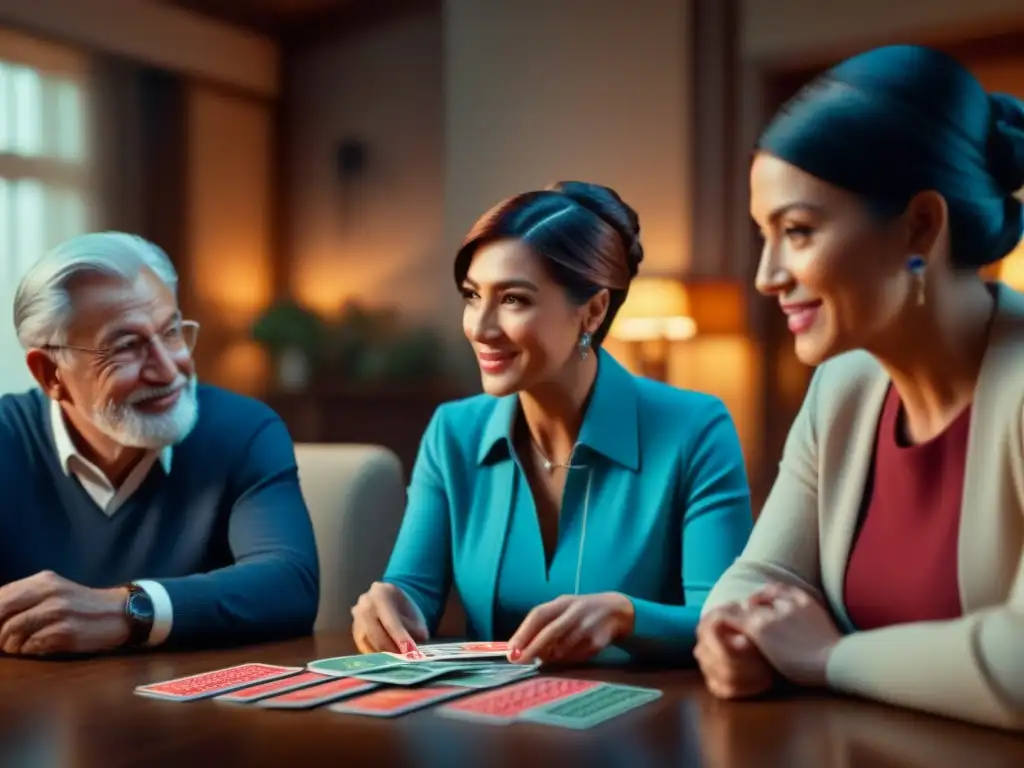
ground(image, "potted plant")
xmin=251 ymin=299 xmax=327 ymax=392
xmin=350 ymin=325 xmax=444 ymax=384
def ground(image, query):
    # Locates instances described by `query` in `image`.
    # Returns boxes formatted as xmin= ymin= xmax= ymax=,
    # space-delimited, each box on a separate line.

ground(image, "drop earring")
xmin=578 ymin=331 xmax=592 ymax=360
xmin=906 ymin=255 xmax=926 ymax=306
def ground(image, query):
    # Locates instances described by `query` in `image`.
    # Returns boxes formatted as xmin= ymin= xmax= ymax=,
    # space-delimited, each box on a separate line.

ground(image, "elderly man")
xmin=0 ymin=232 xmax=319 ymax=655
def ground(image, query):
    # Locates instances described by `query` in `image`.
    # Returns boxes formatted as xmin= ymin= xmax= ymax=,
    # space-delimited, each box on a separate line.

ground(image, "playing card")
xmin=134 ymin=664 xmax=301 ymax=702
xmin=384 ymin=641 xmax=514 ymax=663
xmin=215 ymin=671 xmax=333 ymax=704
xmin=518 ymin=683 xmax=663 ymax=729
xmin=431 ymin=642 xmax=511 ymax=654
xmin=306 ymin=653 xmax=404 ymax=677
xmin=255 ymin=676 xmax=379 ymax=710
xmin=436 ymin=676 xmax=599 ymax=724
xmin=352 ymin=662 xmax=484 ymax=686
xmin=328 ymin=685 xmax=468 ymax=718
xmin=443 ymin=665 xmax=540 ymax=689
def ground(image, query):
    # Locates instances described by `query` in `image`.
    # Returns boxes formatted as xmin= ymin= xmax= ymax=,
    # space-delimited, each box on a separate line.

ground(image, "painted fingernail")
xmin=509 ymin=648 xmax=522 ymax=661
xmin=400 ymin=641 xmax=414 ymax=653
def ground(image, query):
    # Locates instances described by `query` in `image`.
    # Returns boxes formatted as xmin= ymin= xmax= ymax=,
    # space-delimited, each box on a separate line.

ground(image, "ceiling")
xmin=158 ymin=0 xmax=359 ymax=38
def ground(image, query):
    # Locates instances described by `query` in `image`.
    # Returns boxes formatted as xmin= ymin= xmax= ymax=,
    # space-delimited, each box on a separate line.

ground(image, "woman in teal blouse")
xmin=351 ymin=181 xmax=753 ymax=665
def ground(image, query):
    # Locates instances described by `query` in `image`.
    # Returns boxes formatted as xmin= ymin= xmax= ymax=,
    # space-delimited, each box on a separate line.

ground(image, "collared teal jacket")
xmin=383 ymin=350 xmax=752 ymax=661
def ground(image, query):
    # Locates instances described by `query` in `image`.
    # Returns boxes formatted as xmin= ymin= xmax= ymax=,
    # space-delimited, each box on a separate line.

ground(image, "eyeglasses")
xmin=44 ymin=319 xmax=200 ymax=367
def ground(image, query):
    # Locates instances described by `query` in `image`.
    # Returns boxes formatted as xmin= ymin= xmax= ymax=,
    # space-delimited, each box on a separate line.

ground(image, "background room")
xmin=0 ymin=0 xmax=1021 ymax=508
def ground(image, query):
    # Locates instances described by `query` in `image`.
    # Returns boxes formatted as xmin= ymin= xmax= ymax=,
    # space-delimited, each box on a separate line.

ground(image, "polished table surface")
xmin=1 ymin=634 xmax=1022 ymax=768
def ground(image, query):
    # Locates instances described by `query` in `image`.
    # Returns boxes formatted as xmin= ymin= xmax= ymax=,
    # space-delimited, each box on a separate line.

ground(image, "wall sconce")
xmin=608 ymin=276 xmax=696 ymax=381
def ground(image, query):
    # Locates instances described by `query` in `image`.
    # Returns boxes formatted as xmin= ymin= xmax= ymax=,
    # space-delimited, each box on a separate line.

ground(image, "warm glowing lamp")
xmin=609 ymin=276 xmax=696 ymax=381
xmin=994 ymin=191 xmax=1024 ymax=289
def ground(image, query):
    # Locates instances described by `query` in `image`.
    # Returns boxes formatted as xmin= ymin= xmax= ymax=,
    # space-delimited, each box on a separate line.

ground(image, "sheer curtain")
xmin=0 ymin=29 xmax=95 ymax=394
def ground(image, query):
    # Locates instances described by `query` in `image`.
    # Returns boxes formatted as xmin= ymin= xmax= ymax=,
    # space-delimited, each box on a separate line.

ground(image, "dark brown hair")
xmin=454 ymin=181 xmax=644 ymax=345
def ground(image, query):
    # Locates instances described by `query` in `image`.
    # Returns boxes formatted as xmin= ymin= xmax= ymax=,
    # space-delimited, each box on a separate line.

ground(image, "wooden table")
xmin=1 ymin=634 xmax=1022 ymax=768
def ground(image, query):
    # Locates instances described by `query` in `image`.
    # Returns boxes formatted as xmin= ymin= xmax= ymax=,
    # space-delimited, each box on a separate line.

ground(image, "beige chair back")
xmin=294 ymin=443 xmax=405 ymax=632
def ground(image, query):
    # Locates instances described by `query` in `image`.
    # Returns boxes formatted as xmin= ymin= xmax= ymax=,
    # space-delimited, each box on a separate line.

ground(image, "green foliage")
xmin=252 ymin=298 xmax=444 ymax=386
xmin=348 ymin=325 xmax=444 ymax=383
xmin=251 ymin=299 xmax=327 ymax=359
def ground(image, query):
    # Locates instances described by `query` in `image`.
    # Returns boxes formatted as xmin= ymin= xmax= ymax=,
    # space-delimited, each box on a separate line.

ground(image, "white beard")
xmin=92 ymin=375 xmax=199 ymax=450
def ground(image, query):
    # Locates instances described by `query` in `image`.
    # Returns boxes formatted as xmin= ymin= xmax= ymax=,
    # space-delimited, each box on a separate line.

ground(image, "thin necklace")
xmin=532 ymin=441 xmax=580 ymax=472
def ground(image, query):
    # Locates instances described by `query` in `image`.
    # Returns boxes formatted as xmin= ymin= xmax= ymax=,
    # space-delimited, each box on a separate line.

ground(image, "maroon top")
xmin=843 ymin=385 xmax=968 ymax=631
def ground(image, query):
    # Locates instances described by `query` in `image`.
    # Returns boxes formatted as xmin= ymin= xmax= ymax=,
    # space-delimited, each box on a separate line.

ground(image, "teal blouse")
xmin=383 ymin=350 xmax=753 ymax=661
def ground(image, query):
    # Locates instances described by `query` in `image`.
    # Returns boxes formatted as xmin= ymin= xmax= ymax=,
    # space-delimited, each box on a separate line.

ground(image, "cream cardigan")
xmin=704 ymin=282 xmax=1024 ymax=731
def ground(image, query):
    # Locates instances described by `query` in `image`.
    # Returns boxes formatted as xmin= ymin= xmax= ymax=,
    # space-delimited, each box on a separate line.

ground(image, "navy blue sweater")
xmin=0 ymin=386 xmax=319 ymax=648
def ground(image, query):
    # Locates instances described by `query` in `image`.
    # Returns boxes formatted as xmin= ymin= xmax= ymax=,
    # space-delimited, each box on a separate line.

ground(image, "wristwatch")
xmin=123 ymin=583 xmax=155 ymax=647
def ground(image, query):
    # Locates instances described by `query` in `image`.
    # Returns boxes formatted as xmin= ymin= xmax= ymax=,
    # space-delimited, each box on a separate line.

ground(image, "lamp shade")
xmin=609 ymin=276 xmax=696 ymax=342
xmin=996 ymin=190 xmax=1024 ymax=290
xmin=998 ymin=240 xmax=1024 ymax=290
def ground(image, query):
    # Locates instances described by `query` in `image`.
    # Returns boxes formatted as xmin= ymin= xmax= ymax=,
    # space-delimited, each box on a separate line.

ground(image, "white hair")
xmin=14 ymin=231 xmax=178 ymax=350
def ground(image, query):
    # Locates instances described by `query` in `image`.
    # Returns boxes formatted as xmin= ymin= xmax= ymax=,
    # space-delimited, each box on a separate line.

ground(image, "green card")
xmin=306 ymin=653 xmax=404 ymax=676
xmin=351 ymin=663 xmax=454 ymax=686
xmin=444 ymin=666 xmax=539 ymax=689
xmin=518 ymin=683 xmax=662 ymax=729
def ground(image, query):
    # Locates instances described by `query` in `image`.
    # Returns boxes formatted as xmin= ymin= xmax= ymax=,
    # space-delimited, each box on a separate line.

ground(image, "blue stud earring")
xmin=906 ymin=255 xmax=926 ymax=306
xmin=578 ymin=331 xmax=592 ymax=359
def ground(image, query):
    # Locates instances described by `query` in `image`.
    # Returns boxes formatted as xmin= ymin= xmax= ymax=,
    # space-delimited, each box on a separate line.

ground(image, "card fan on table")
xmin=306 ymin=642 xmax=519 ymax=678
xmin=130 ymin=652 xmax=661 ymax=728
xmin=384 ymin=641 xmax=513 ymax=662
xmin=132 ymin=646 xmax=537 ymax=705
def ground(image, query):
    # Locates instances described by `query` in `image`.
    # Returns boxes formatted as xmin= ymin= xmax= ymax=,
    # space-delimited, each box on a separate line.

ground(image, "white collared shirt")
xmin=50 ymin=399 xmax=174 ymax=645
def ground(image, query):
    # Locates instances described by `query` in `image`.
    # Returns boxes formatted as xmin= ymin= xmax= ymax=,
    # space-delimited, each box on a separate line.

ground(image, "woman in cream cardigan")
xmin=696 ymin=44 xmax=1024 ymax=730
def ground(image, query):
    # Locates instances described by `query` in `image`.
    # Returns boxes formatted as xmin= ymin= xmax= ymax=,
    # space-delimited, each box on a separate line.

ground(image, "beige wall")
xmin=282 ymin=0 xmax=761 ymax=460
xmin=445 ymin=0 xmax=692 ymax=277
xmin=186 ymin=86 xmax=274 ymax=396
xmin=442 ymin=0 xmax=763 ymax=458
xmin=287 ymin=7 xmax=444 ymax=323
xmin=287 ymin=0 xmax=695 ymax=324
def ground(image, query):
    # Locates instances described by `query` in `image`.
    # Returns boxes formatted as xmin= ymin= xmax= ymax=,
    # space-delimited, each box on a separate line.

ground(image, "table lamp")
xmin=989 ymin=189 xmax=1024 ymax=286
xmin=608 ymin=276 xmax=696 ymax=381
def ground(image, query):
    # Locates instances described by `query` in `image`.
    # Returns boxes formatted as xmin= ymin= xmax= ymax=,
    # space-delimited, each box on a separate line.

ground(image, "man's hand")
xmin=508 ymin=593 xmax=635 ymax=665
xmin=0 ymin=571 xmax=130 ymax=656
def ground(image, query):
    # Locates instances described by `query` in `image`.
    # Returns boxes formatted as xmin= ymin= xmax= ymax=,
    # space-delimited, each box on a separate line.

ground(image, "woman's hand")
xmin=508 ymin=593 xmax=635 ymax=665
xmin=695 ymin=603 xmax=777 ymax=699
xmin=739 ymin=583 xmax=843 ymax=687
xmin=351 ymin=581 xmax=429 ymax=655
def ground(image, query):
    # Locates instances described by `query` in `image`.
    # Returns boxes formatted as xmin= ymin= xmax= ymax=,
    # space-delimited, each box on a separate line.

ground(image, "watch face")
xmin=127 ymin=590 xmax=155 ymax=623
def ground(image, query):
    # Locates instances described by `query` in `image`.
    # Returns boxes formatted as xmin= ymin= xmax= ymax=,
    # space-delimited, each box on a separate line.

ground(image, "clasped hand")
xmin=0 ymin=571 xmax=130 ymax=656
xmin=695 ymin=583 xmax=843 ymax=698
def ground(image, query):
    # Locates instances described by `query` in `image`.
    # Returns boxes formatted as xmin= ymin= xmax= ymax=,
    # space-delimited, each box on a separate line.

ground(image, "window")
xmin=0 ymin=30 xmax=93 ymax=393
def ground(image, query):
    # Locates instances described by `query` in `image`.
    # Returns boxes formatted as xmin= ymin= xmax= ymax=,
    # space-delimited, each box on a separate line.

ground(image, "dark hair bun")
xmin=988 ymin=93 xmax=1024 ymax=194
xmin=759 ymin=45 xmax=1023 ymax=268
xmin=549 ymin=181 xmax=645 ymax=277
